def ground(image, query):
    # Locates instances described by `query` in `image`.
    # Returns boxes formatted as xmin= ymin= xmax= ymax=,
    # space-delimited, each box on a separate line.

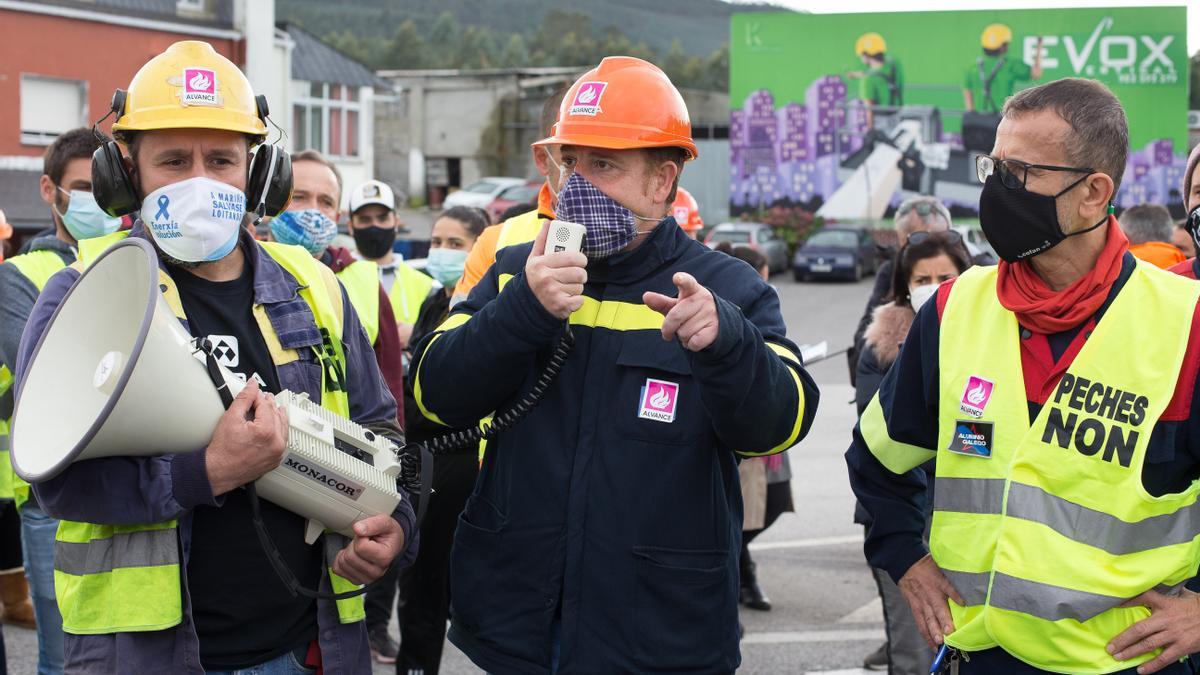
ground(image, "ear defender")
xmin=245 ymin=94 xmax=293 ymax=221
xmin=91 ymin=89 xmax=141 ymax=218
xmin=246 ymin=144 xmax=293 ymax=220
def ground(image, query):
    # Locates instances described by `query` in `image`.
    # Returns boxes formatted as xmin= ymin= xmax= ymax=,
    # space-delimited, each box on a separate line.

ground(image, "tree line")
xmin=318 ymin=10 xmax=729 ymax=92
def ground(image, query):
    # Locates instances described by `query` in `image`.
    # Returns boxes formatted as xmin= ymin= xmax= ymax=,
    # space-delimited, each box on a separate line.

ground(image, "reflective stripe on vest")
xmin=927 ymin=263 xmax=1200 ymax=673
xmin=2 ymin=249 xmax=68 ymax=507
xmin=55 ymin=233 xmax=364 ymax=634
xmin=495 ymin=209 xmax=543 ymax=251
xmin=389 ymin=262 xmax=435 ymax=325
xmin=337 ymin=260 xmax=380 ymax=345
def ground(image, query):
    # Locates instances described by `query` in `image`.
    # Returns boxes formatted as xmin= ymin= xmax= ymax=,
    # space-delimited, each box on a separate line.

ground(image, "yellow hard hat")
xmin=855 ymin=32 xmax=887 ymax=57
xmin=981 ymin=24 xmax=1013 ymax=50
xmin=112 ymin=40 xmax=267 ymax=140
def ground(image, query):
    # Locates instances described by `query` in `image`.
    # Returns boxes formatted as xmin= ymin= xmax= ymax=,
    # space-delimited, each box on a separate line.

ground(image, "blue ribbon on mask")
xmin=155 ymin=195 xmax=170 ymax=221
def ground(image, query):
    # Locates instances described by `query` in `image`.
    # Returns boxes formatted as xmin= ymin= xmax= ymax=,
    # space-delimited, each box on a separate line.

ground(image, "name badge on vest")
xmin=959 ymin=375 xmax=995 ymax=418
xmin=948 ymin=420 xmax=994 ymax=458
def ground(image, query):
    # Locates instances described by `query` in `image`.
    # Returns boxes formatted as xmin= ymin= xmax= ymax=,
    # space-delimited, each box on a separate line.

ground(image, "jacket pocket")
xmin=449 ymin=497 xmax=556 ymax=665
xmin=631 ymin=546 xmax=737 ymax=672
xmin=614 ymin=335 xmax=701 ymax=445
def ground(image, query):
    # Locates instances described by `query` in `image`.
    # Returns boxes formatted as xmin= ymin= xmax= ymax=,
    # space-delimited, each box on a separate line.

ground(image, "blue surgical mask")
xmin=54 ymin=188 xmax=123 ymax=240
xmin=426 ymin=247 xmax=469 ymax=287
xmin=553 ymin=172 xmax=657 ymax=259
xmin=270 ymin=208 xmax=339 ymax=255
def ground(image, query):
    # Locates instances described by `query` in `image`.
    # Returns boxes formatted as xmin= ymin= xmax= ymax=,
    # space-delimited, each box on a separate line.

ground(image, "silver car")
xmin=704 ymin=223 xmax=789 ymax=274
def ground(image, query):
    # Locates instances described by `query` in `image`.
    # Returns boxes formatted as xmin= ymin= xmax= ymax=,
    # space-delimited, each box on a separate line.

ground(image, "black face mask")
xmin=352 ymin=226 xmax=396 ymax=259
xmin=978 ymin=172 xmax=1106 ymax=263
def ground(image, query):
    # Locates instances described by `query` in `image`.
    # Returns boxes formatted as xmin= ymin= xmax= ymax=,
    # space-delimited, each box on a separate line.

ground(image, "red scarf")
xmin=996 ymin=217 xmax=1126 ymax=334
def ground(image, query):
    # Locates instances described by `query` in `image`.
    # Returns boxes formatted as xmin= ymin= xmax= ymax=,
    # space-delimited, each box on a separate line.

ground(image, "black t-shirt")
xmin=173 ymin=255 xmax=322 ymax=670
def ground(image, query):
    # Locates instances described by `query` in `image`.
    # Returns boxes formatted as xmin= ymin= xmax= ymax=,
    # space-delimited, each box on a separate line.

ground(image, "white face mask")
xmin=140 ymin=176 xmax=245 ymax=263
xmin=909 ymin=283 xmax=939 ymax=313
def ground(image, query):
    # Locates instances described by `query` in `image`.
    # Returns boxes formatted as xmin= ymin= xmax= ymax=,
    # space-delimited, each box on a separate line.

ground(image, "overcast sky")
xmin=726 ymin=0 xmax=1200 ymax=55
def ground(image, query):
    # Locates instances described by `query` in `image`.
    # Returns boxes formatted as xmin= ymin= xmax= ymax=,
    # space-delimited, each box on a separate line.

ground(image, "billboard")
xmin=729 ymin=7 xmax=1189 ymax=220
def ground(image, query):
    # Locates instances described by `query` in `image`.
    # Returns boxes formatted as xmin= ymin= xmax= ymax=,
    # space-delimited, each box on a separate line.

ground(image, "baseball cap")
xmin=349 ymin=180 xmax=396 ymax=213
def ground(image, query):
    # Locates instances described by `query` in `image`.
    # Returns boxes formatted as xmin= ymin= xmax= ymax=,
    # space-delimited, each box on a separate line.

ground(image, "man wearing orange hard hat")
xmin=410 ymin=56 xmax=819 ymax=672
xmin=672 ymin=185 xmax=704 ymax=238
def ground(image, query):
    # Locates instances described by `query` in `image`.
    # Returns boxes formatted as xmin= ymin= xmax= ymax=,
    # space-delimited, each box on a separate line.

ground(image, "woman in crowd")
xmin=715 ymin=242 xmax=795 ymax=613
xmin=853 ymin=230 xmax=971 ymax=673
xmin=397 ymin=205 xmax=490 ymax=674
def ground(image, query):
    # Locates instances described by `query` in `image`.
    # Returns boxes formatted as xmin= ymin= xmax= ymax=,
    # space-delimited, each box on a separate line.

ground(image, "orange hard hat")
xmin=534 ymin=56 xmax=697 ymax=160
xmin=672 ymin=187 xmax=703 ymax=232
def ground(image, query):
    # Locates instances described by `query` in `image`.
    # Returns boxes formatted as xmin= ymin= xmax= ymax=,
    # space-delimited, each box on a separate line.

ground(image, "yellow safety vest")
xmin=873 ymin=263 xmax=1200 ymax=673
xmin=336 ymin=260 xmax=380 ymax=345
xmin=388 ymin=261 xmax=435 ymax=326
xmin=56 ymin=232 xmax=364 ymax=635
xmin=495 ymin=208 xmax=544 ymax=251
xmin=1 ymin=249 xmax=69 ymax=507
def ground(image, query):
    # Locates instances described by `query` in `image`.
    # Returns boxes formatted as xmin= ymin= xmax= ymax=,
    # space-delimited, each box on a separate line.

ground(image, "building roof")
xmin=281 ymin=23 xmax=390 ymax=89
xmin=21 ymin=0 xmax=235 ymax=30
xmin=377 ymin=66 xmax=582 ymax=80
xmin=0 ymin=169 xmax=52 ymax=233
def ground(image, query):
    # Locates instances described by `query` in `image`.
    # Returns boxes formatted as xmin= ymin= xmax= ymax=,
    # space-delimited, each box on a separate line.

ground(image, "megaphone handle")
xmin=245 ymin=482 xmax=373 ymax=601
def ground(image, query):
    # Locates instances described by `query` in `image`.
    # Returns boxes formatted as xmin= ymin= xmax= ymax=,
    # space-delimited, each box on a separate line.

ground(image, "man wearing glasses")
xmin=847 ymin=77 xmax=1200 ymax=674
xmin=849 ymin=196 xmax=953 ymax=384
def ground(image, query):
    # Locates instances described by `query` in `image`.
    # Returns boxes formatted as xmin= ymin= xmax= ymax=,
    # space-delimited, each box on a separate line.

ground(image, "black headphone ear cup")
xmin=246 ymin=145 xmax=293 ymax=218
xmin=90 ymin=142 xmax=139 ymax=217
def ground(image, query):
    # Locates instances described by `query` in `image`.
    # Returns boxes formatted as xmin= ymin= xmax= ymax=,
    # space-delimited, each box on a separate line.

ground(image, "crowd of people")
xmin=0 ymin=40 xmax=816 ymax=675
xmin=1 ymin=31 xmax=1200 ymax=675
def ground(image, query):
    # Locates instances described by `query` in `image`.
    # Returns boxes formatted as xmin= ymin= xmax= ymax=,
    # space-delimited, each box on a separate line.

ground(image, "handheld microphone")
xmin=548 ymin=219 xmax=585 ymax=254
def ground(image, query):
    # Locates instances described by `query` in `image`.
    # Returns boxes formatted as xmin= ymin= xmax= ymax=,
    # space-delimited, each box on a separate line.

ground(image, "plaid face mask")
xmin=554 ymin=172 xmax=639 ymax=259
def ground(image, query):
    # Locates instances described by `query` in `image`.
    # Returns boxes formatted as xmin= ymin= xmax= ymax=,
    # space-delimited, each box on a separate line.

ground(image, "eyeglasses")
xmin=907 ymin=230 xmax=963 ymax=246
xmin=898 ymin=201 xmax=939 ymax=218
xmin=975 ymin=155 xmax=1093 ymax=190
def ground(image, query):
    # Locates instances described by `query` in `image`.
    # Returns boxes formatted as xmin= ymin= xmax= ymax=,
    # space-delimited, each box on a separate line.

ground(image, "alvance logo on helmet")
xmin=181 ymin=67 xmax=219 ymax=107
xmin=568 ymin=81 xmax=607 ymax=116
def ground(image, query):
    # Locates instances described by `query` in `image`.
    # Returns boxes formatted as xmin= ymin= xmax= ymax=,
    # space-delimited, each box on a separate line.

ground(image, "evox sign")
xmin=1023 ymin=17 xmax=1177 ymax=85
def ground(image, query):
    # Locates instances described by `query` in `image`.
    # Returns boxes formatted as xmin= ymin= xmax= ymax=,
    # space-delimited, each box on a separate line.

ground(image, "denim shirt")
xmin=16 ymin=224 xmax=417 ymax=675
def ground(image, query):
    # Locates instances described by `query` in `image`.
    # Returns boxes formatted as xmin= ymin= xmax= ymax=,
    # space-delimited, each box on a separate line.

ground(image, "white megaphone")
xmin=12 ymin=238 xmax=403 ymax=544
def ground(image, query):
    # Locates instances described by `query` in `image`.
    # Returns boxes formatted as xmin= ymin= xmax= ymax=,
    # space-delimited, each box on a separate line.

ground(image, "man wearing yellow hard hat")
xmin=14 ymin=41 xmax=417 ymax=675
xmin=850 ymin=32 xmax=904 ymax=128
xmin=410 ymin=55 xmax=819 ymax=672
xmin=964 ymin=23 xmax=1044 ymax=114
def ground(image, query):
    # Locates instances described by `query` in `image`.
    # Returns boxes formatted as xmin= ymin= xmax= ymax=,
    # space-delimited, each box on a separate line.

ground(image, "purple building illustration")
xmin=731 ymin=77 xmax=872 ymax=210
xmin=730 ymin=78 xmax=1188 ymax=215
xmin=1117 ymin=139 xmax=1188 ymax=210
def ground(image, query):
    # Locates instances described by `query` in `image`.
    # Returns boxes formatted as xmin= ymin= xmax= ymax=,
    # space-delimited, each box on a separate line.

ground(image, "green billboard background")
xmin=729 ymin=7 xmax=1189 ymax=215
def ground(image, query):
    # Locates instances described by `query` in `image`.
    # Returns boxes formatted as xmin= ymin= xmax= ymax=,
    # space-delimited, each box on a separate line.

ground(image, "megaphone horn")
xmin=12 ymin=238 xmax=228 ymax=482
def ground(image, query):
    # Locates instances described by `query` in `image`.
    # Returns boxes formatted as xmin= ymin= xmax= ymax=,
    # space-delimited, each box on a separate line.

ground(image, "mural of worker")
xmin=963 ymin=23 xmax=1044 ymax=113
xmin=848 ymin=32 xmax=903 ymax=128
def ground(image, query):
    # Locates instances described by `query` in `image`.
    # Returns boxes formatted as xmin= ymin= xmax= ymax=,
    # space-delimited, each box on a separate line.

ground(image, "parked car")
xmin=953 ymin=225 xmax=999 ymax=264
xmin=793 ymin=227 xmax=877 ymax=281
xmin=486 ymin=181 xmax=542 ymax=222
xmin=442 ymin=177 xmax=528 ymax=210
xmin=704 ymin=222 xmax=789 ymax=274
